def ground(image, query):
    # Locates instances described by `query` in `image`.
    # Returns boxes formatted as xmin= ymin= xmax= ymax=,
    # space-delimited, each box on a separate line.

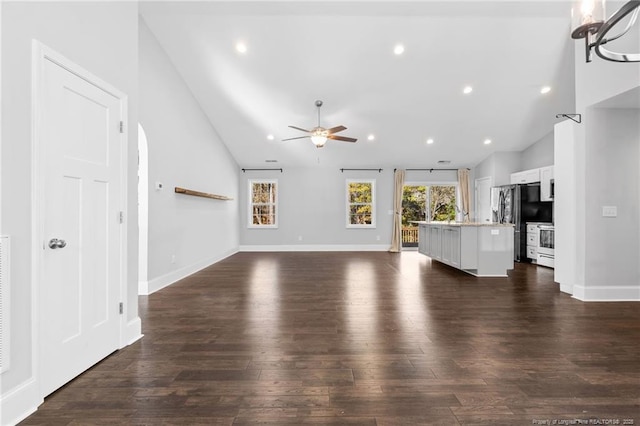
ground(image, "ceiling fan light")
xmin=311 ymin=135 xmax=327 ymax=147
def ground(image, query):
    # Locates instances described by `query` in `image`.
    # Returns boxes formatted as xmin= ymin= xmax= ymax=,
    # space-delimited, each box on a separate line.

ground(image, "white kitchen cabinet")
xmin=418 ymin=224 xmax=430 ymax=256
xmin=429 ymin=226 xmax=442 ymax=260
xmin=510 ymin=168 xmax=541 ymax=184
xmin=526 ymin=223 xmax=539 ymax=262
xmin=417 ymin=223 xmax=514 ymax=277
xmin=540 ymin=166 xmax=554 ymax=201
xmin=441 ymin=226 xmax=461 ymax=268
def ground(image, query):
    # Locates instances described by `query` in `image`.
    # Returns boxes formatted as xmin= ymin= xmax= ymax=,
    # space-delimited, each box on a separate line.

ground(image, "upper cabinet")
xmin=510 ymin=168 xmax=540 ymax=184
xmin=509 ymin=166 xmax=554 ymax=202
xmin=540 ymin=166 xmax=554 ymax=202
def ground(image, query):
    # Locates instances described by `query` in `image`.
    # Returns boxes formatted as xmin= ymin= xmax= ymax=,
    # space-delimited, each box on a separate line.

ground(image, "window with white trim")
xmin=248 ymin=179 xmax=278 ymax=228
xmin=346 ymin=179 xmax=376 ymax=228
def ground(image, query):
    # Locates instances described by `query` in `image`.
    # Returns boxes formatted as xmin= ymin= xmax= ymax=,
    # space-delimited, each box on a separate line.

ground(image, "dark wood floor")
xmin=21 ymin=252 xmax=640 ymax=425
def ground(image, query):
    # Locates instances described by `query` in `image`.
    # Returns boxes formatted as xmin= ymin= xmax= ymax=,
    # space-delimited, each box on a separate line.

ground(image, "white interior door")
xmin=475 ymin=176 xmax=493 ymax=223
xmin=38 ymin=52 xmax=124 ymax=397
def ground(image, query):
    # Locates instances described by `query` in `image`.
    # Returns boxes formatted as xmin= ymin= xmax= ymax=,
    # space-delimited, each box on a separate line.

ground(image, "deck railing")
xmin=401 ymin=227 xmax=419 ymax=244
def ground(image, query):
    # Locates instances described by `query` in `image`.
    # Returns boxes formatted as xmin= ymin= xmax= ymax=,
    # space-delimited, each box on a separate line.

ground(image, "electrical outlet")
xmin=376 ymin=235 xmax=381 ymax=241
xmin=298 ymin=235 xmax=303 ymax=241
xmin=170 ymin=254 xmax=176 ymax=264
xmin=155 ymin=182 xmax=164 ymax=190
xmin=602 ymin=206 xmax=617 ymax=217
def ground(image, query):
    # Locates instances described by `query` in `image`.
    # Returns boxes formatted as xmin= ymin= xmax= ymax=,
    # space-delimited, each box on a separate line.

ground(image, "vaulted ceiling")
xmin=140 ymin=1 xmax=576 ymax=169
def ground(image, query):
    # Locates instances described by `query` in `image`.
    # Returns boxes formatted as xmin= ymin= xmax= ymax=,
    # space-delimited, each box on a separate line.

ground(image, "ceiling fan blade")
xmin=288 ymin=125 xmax=311 ymax=133
xmin=328 ymin=135 xmax=357 ymax=143
xmin=282 ymin=136 xmax=311 ymax=141
xmin=327 ymin=125 xmax=347 ymax=134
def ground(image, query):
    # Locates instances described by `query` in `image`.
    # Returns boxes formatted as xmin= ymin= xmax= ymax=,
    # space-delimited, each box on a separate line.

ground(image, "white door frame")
xmin=31 ymin=40 xmax=129 ymax=398
xmin=138 ymin=124 xmax=149 ymax=294
xmin=474 ymin=176 xmax=493 ymax=224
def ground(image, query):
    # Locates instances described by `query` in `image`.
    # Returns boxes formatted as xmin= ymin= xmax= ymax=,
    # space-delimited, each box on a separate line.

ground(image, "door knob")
xmin=48 ymin=238 xmax=67 ymax=249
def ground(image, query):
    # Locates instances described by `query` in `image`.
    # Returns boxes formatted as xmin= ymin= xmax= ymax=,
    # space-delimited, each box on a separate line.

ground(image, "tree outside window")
xmin=429 ymin=185 xmax=456 ymax=222
xmin=249 ymin=179 xmax=277 ymax=228
xmin=401 ymin=184 xmax=457 ymax=223
xmin=347 ymin=180 xmax=376 ymax=228
xmin=401 ymin=184 xmax=456 ymax=246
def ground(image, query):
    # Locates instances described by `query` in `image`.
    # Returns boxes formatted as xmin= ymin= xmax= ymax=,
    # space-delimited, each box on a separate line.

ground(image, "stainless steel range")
xmin=537 ymin=224 xmax=554 ymax=268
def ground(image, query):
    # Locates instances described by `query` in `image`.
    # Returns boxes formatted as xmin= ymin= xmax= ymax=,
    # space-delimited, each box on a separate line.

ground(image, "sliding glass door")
xmin=401 ymin=184 xmax=457 ymax=247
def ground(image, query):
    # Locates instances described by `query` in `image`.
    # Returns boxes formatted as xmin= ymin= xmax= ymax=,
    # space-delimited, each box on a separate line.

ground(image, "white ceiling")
xmin=140 ymin=1 xmax=577 ymax=169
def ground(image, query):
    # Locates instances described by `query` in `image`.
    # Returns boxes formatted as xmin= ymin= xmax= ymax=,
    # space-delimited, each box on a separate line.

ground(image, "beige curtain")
xmin=457 ymin=168 xmax=471 ymax=222
xmin=389 ymin=169 xmax=405 ymax=252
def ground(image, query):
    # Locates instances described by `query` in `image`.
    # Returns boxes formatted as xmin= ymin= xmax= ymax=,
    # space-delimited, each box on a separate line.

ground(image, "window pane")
xmin=346 ymin=180 xmax=375 ymax=227
xmin=252 ymin=205 xmax=275 ymax=225
xmin=250 ymin=180 xmax=277 ymax=227
xmin=252 ymin=183 xmax=276 ymax=204
xmin=401 ymin=185 xmax=427 ymax=226
xmin=429 ymin=185 xmax=456 ymax=221
xmin=349 ymin=214 xmax=372 ymax=225
xmin=348 ymin=182 xmax=372 ymax=203
xmin=349 ymin=205 xmax=372 ymax=225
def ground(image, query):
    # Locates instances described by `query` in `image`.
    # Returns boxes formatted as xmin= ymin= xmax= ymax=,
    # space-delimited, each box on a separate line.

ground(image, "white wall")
xmin=474 ymin=128 xmax=555 ymax=185
xmin=238 ymin=168 xmax=462 ymax=250
xmin=472 ymin=151 xmax=521 ymax=187
xmin=581 ymin=107 xmax=640 ymax=300
xmin=554 ymin=120 xmax=577 ymax=294
xmin=520 ymin=131 xmax=554 ymax=170
xmin=139 ymin=20 xmax=240 ymax=294
xmin=568 ymin=9 xmax=640 ymax=301
xmin=0 ymin=2 xmax=140 ymax=423
xmin=240 ymin=167 xmax=393 ymax=250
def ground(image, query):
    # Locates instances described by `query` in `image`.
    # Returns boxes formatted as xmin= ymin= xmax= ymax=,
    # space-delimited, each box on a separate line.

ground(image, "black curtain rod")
xmin=340 ymin=168 xmax=383 ymax=173
xmin=241 ymin=168 xmax=283 ymax=173
xmin=394 ymin=168 xmax=469 ymax=173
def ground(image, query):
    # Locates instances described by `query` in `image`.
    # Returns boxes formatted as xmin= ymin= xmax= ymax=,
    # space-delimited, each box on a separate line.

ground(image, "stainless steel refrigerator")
xmin=491 ymin=183 xmax=553 ymax=262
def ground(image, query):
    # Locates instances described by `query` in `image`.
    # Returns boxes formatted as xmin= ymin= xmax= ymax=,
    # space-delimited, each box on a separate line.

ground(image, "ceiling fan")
xmin=283 ymin=100 xmax=357 ymax=148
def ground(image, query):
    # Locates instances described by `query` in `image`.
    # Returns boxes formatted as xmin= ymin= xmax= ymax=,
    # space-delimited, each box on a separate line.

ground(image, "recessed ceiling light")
xmin=540 ymin=86 xmax=551 ymax=94
xmin=484 ymin=138 xmax=492 ymax=145
xmin=426 ymin=138 xmax=434 ymax=145
xmin=463 ymin=86 xmax=473 ymax=94
xmin=265 ymin=159 xmax=278 ymax=163
xmin=235 ymin=41 xmax=248 ymax=54
xmin=267 ymin=134 xmax=274 ymax=140
xmin=367 ymin=134 xmax=375 ymax=141
xmin=394 ymin=44 xmax=405 ymax=55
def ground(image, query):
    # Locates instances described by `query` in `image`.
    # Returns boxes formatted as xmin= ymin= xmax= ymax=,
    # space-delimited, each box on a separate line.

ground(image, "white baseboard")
xmin=0 ymin=378 xmax=41 ymax=426
xmin=239 ymin=244 xmax=390 ymax=252
xmin=138 ymin=280 xmax=149 ymax=295
xmin=559 ymin=282 xmax=573 ymax=295
xmin=123 ymin=316 xmax=143 ymax=347
xmin=141 ymin=249 xmax=238 ymax=296
xmin=572 ymin=284 xmax=640 ymax=301
xmin=0 ymin=321 xmax=144 ymax=426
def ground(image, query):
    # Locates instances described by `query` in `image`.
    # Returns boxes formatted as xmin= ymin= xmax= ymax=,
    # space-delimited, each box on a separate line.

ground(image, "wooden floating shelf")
xmin=174 ymin=187 xmax=233 ymax=201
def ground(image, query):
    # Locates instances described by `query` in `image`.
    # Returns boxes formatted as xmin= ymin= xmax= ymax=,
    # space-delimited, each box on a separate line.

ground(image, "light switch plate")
xmin=602 ymin=206 xmax=617 ymax=217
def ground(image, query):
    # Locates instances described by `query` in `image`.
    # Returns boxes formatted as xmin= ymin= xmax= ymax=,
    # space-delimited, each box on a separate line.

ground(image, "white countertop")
xmin=413 ymin=221 xmax=514 ymax=227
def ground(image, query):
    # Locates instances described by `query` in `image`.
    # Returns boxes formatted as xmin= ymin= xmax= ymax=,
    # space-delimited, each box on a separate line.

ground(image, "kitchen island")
xmin=416 ymin=222 xmax=515 ymax=277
